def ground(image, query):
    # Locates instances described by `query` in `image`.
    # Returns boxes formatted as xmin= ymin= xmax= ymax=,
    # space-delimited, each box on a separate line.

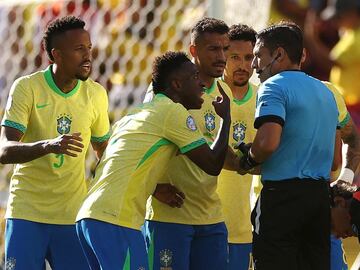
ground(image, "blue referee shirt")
xmin=255 ymin=71 xmax=338 ymax=181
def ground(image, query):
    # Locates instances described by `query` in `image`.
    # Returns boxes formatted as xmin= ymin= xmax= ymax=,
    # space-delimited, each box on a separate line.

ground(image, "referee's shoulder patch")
xmin=186 ymin=115 xmax=197 ymax=131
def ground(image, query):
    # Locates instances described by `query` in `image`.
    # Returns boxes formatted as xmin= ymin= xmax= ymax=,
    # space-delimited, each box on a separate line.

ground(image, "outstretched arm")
xmin=184 ymin=82 xmax=231 ymax=176
xmin=0 ymin=126 xmax=84 ymax=164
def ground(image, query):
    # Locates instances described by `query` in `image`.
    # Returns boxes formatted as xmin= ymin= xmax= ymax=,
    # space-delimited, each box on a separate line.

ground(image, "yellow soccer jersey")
xmin=1 ymin=65 xmax=110 ymax=224
xmin=76 ymin=94 xmax=207 ymax=230
xmin=330 ymin=28 xmax=360 ymax=105
xmin=217 ymin=83 xmax=258 ymax=244
xmin=322 ymin=81 xmax=350 ymax=128
xmin=146 ymin=79 xmax=234 ymax=225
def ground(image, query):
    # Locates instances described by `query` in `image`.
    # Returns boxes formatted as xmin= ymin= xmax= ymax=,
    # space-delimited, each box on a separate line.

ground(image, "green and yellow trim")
xmin=180 ymin=138 xmax=207 ymax=154
xmin=339 ymin=112 xmax=350 ymax=129
xmin=2 ymin=120 xmax=26 ymax=133
xmin=91 ymin=130 xmax=111 ymax=143
xmin=204 ymin=80 xmax=216 ymax=94
xmin=44 ymin=65 xmax=80 ymax=98
xmin=233 ymin=83 xmax=253 ymax=105
xmin=137 ymin=138 xmax=173 ymax=168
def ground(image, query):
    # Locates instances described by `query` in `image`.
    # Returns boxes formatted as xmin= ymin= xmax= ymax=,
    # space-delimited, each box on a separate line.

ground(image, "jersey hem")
xmin=146 ymin=217 xmax=224 ymax=225
xmin=5 ymin=213 xmax=77 ymax=225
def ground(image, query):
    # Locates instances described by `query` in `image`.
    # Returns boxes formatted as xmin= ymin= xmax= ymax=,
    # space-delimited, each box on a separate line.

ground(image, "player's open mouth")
xmin=81 ymin=62 xmax=91 ymax=71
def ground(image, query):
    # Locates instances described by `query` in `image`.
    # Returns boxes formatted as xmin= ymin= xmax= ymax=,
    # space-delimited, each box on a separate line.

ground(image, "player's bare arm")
xmin=0 ymin=126 xmax=84 ymax=164
xmin=184 ymin=82 xmax=231 ymax=176
xmin=91 ymin=140 xmax=108 ymax=160
xmin=341 ymin=118 xmax=360 ymax=174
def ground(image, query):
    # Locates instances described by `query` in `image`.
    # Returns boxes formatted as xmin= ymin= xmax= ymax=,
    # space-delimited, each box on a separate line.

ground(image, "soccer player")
xmin=76 ymin=51 xmax=231 ymax=269
xmin=217 ymin=23 xmax=258 ymax=270
xmin=143 ymin=18 xmax=232 ymax=269
xmin=240 ymin=22 xmax=338 ymax=269
xmin=0 ymin=16 xmax=110 ymax=269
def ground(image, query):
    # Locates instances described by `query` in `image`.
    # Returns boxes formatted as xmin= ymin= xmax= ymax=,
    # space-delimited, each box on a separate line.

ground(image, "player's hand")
xmin=212 ymin=82 xmax=230 ymax=119
xmin=153 ymin=184 xmax=185 ymax=208
xmin=331 ymin=206 xmax=355 ymax=238
xmin=45 ymin=132 xmax=84 ymax=157
xmin=234 ymin=141 xmax=252 ymax=155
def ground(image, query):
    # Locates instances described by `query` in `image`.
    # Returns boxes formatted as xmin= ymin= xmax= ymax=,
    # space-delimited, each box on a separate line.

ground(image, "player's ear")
xmin=170 ymin=78 xmax=181 ymax=92
xmin=51 ymin=48 xmax=61 ymax=63
xmin=189 ymin=44 xmax=197 ymax=58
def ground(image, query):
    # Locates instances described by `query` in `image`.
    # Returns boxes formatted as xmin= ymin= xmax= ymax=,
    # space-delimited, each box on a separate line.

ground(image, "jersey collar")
xmin=44 ymin=65 xmax=80 ymax=98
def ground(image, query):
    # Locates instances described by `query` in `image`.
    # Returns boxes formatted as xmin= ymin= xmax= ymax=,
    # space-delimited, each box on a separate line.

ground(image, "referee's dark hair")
xmin=152 ymin=51 xmax=191 ymax=94
xmin=191 ymin=17 xmax=229 ymax=45
xmin=256 ymin=21 xmax=303 ymax=65
xmin=43 ymin=16 xmax=86 ymax=62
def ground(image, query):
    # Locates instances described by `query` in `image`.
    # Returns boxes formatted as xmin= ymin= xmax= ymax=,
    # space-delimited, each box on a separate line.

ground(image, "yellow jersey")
xmin=330 ymin=28 xmax=360 ymax=105
xmin=323 ymin=81 xmax=350 ymax=128
xmin=76 ymin=94 xmax=207 ymax=230
xmin=217 ymin=83 xmax=258 ymax=244
xmin=1 ymin=65 xmax=110 ymax=224
xmin=146 ymin=79 xmax=233 ymax=225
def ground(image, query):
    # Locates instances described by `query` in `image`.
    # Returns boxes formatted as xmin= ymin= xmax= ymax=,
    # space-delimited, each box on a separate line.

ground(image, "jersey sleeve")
xmin=254 ymin=81 xmax=286 ymax=129
xmin=1 ymin=78 xmax=32 ymax=133
xmin=164 ymin=104 xmax=207 ymax=154
xmin=90 ymin=85 xmax=111 ymax=143
xmin=322 ymin=81 xmax=349 ymax=128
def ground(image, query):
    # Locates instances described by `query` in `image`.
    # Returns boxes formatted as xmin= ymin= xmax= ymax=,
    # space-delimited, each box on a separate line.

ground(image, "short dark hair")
xmin=43 ymin=16 xmax=86 ymax=61
xmin=152 ymin=51 xmax=191 ymax=94
xmin=256 ymin=21 xmax=303 ymax=64
xmin=191 ymin=17 xmax=229 ymax=45
xmin=229 ymin=24 xmax=257 ymax=44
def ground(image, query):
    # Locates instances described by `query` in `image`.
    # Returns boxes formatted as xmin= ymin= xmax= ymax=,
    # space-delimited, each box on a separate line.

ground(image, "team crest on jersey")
xmin=57 ymin=114 xmax=72 ymax=134
xmin=186 ymin=116 xmax=197 ymax=131
xmin=5 ymin=257 xmax=16 ymax=270
xmin=233 ymin=122 xmax=246 ymax=142
xmin=159 ymin=249 xmax=173 ymax=268
xmin=204 ymin=110 xmax=216 ymax=132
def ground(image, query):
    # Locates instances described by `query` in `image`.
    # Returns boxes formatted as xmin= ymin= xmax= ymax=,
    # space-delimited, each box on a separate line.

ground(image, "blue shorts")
xmin=331 ymin=234 xmax=348 ymax=270
xmin=76 ymin=218 xmax=148 ymax=270
xmin=144 ymin=220 xmax=228 ymax=270
xmin=5 ymin=218 xmax=89 ymax=270
xmin=228 ymin=243 xmax=252 ymax=270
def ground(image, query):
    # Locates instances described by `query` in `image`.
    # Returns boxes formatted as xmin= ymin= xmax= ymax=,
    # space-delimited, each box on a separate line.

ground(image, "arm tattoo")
xmin=340 ymin=117 xmax=360 ymax=172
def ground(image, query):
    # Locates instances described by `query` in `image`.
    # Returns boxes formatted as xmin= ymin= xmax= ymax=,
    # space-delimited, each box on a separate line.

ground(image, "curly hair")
xmin=43 ymin=16 xmax=86 ymax=61
xmin=228 ymin=24 xmax=256 ymax=44
xmin=191 ymin=17 xmax=229 ymax=45
xmin=152 ymin=51 xmax=191 ymax=94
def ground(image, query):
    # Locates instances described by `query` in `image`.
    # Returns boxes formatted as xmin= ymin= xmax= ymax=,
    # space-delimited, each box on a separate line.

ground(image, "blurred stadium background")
xmin=0 ymin=0 xmax=358 ymax=269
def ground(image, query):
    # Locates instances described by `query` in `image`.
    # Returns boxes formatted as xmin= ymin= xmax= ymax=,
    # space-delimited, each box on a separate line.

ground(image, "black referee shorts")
xmin=251 ymin=179 xmax=330 ymax=270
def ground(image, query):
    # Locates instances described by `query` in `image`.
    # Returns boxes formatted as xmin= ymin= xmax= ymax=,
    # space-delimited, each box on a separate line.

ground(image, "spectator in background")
xmin=306 ymin=0 xmax=360 ymax=130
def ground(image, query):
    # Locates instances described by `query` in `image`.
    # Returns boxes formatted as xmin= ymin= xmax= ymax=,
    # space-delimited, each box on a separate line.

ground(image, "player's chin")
xmin=190 ymin=97 xmax=204 ymax=110
xmin=76 ymin=71 xmax=90 ymax=81
xmin=211 ymin=68 xmax=225 ymax=78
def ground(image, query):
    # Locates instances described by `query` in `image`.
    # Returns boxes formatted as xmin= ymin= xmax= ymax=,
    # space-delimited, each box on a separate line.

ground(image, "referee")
xmin=240 ymin=22 xmax=339 ymax=270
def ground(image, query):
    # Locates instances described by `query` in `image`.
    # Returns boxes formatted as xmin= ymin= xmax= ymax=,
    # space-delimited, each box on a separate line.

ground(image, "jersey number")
xmin=53 ymin=154 xmax=64 ymax=168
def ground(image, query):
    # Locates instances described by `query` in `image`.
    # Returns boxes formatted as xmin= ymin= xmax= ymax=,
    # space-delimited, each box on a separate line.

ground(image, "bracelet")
xmin=247 ymin=149 xmax=261 ymax=167
xmin=337 ymin=168 xmax=355 ymax=184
